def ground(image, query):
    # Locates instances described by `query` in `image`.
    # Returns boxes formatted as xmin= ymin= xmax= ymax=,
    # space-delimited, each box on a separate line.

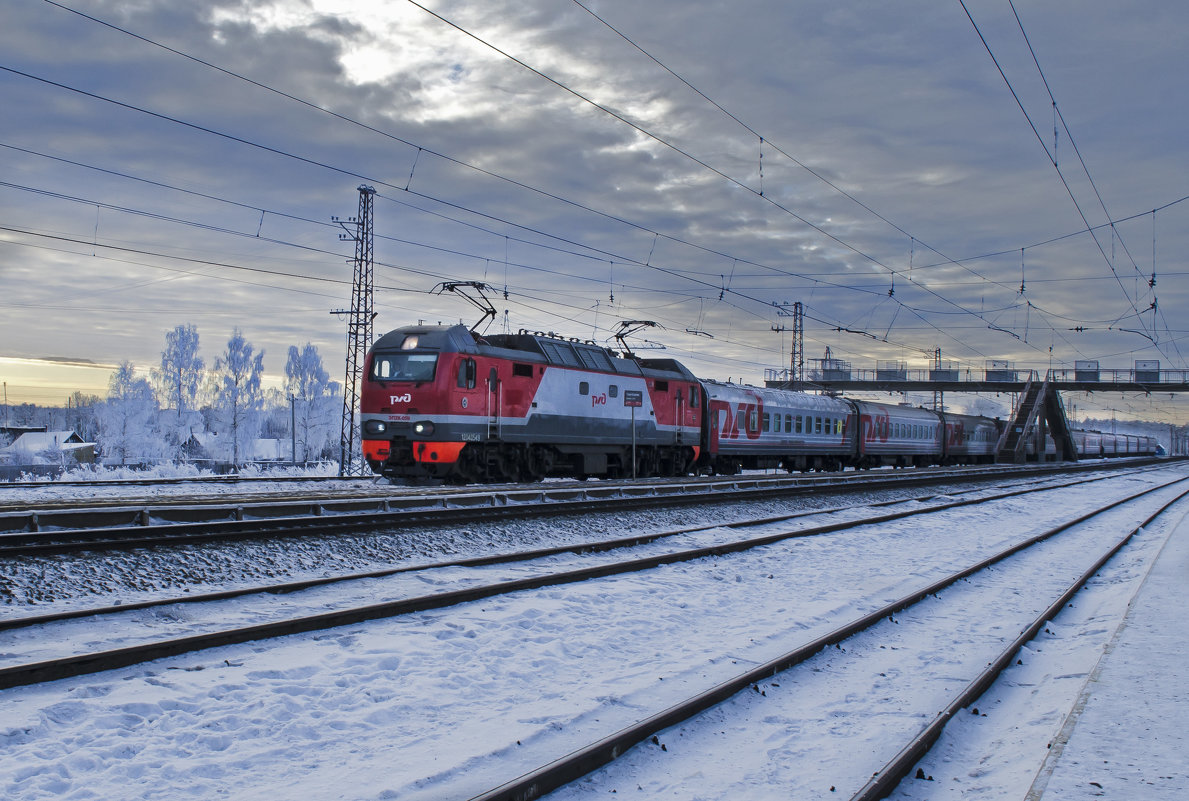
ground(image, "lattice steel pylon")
xmin=790 ymin=301 xmax=804 ymax=388
xmin=776 ymin=301 xmax=804 ymax=388
xmin=331 ymin=185 xmax=376 ymax=477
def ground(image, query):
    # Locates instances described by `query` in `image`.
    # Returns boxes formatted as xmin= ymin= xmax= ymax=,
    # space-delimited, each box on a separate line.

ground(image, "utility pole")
xmin=331 ymin=185 xmax=376 ymax=477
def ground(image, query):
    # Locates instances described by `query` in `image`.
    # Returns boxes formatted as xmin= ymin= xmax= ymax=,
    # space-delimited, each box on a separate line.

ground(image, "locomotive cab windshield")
xmin=371 ymin=352 xmax=438 ymax=383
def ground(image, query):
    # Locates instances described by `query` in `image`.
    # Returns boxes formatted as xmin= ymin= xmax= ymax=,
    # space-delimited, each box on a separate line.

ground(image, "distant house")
xmin=190 ymin=433 xmax=291 ymax=464
xmin=0 ymin=430 xmax=96 ymax=464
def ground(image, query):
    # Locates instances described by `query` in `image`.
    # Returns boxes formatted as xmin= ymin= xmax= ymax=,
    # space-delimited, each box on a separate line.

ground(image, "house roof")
xmin=3 ymin=431 xmax=90 ymax=452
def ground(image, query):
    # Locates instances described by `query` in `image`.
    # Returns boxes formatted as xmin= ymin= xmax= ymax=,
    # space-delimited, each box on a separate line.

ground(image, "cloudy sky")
xmin=2 ymin=0 xmax=1186 ymax=421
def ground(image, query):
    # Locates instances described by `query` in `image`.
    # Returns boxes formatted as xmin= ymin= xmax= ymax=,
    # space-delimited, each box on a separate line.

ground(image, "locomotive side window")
xmin=576 ymin=347 xmax=615 ymax=372
xmin=579 ymin=381 xmax=589 ymax=395
xmin=689 ymin=386 xmax=699 ymax=408
xmin=540 ymin=340 xmax=581 ymax=367
xmin=456 ymin=358 xmax=476 ymax=389
xmin=372 ymin=352 xmax=438 ymax=382
xmin=512 ymin=362 xmax=533 ymax=378
xmin=609 ymin=385 xmax=618 ymax=398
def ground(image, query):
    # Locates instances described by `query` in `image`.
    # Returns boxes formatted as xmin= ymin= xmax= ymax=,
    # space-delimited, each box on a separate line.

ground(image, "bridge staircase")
xmin=995 ymin=373 xmax=1078 ymax=463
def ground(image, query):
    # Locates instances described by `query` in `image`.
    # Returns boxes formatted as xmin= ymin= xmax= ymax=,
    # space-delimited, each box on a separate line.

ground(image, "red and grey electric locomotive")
xmin=360 ymin=324 xmax=701 ymax=482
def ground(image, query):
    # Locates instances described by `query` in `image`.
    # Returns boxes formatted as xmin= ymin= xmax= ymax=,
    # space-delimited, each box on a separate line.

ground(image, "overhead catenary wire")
xmin=16 ymin=0 xmax=1185 ymax=374
xmin=958 ymin=0 xmax=1163 ymax=354
xmin=31 ymin=0 xmax=1026 ymax=358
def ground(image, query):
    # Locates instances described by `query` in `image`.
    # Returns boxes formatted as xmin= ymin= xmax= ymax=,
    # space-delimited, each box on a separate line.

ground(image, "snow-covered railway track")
xmin=1 ymin=467 xmax=1184 ymax=800
xmin=0 ymin=460 xmax=1164 ymax=557
xmin=0 ymin=471 xmax=1156 ymax=692
xmin=532 ymin=478 xmax=1189 ymax=801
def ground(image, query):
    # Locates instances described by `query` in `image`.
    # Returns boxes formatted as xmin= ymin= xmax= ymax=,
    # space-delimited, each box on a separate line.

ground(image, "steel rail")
xmin=0 ymin=468 xmax=1143 ymax=633
xmin=0 ymin=459 xmax=1166 ymax=557
xmin=465 ymin=479 xmax=1189 ymax=801
xmin=1 ymin=472 xmax=1182 ymax=698
xmin=0 ymin=473 xmax=352 ymax=490
xmin=847 ymin=486 xmax=1187 ymax=799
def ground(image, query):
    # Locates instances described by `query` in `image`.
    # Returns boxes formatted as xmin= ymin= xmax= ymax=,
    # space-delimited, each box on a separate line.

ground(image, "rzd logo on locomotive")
xmin=390 ymin=393 xmax=412 ymax=404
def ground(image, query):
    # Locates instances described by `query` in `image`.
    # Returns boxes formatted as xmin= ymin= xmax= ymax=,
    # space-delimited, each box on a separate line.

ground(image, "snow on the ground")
xmin=0 ymin=466 xmax=1184 ymax=800
xmin=0 ymin=473 xmax=1030 ymax=610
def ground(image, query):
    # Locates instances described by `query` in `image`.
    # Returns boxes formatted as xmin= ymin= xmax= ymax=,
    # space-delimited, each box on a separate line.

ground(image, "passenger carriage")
xmin=852 ymin=400 xmax=944 ymax=468
xmin=701 ymin=381 xmax=854 ymax=473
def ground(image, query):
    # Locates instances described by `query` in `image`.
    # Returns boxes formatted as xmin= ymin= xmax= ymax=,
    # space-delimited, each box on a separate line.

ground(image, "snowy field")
xmin=1 ymin=465 xmax=1185 ymax=799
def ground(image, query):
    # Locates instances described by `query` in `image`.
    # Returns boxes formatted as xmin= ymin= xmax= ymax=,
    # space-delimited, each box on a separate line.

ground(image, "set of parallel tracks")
xmin=0 ymin=457 xmax=1169 ymax=557
xmin=477 ymin=473 xmax=1189 ymax=801
xmin=1 ymin=468 xmax=1183 ymax=801
xmin=0 ymin=471 xmax=1113 ymax=690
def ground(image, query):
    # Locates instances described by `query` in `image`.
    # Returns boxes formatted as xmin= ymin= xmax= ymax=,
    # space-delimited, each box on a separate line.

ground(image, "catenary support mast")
xmin=331 ymin=185 xmax=376 ymax=477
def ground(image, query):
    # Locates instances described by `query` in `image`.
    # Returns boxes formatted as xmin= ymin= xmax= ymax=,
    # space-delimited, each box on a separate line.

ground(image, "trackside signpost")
xmin=624 ymin=390 xmax=644 ymax=478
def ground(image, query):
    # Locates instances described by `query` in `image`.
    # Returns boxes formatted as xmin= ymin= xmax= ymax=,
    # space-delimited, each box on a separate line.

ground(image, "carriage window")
xmin=785 ymin=414 xmax=792 ymax=433
xmin=815 ymin=417 xmax=822 ymax=434
xmin=763 ymin=413 xmax=770 ymax=432
xmin=836 ymin=419 xmax=843 ymax=435
xmin=795 ymin=416 xmax=803 ymax=434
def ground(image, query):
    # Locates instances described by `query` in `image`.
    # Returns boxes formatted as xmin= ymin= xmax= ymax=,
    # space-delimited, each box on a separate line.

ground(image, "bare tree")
xmin=96 ymin=362 xmax=163 ymax=465
xmin=211 ymin=329 xmax=265 ymax=468
xmin=152 ymin=324 xmax=205 ymax=460
xmin=284 ymin=343 xmax=337 ymax=463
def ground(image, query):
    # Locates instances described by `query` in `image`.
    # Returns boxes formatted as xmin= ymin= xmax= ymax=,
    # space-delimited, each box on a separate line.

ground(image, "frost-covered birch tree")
xmin=284 ymin=342 xmax=338 ymax=462
xmin=211 ymin=329 xmax=264 ymax=467
xmin=152 ymin=324 xmax=205 ymax=460
xmin=96 ymin=362 xmax=164 ymax=465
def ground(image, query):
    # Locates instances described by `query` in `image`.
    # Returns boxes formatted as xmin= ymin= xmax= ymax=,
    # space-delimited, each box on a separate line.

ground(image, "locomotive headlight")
xmin=413 ymin=420 xmax=435 ymax=436
xmin=364 ymin=420 xmax=388 ymax=435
